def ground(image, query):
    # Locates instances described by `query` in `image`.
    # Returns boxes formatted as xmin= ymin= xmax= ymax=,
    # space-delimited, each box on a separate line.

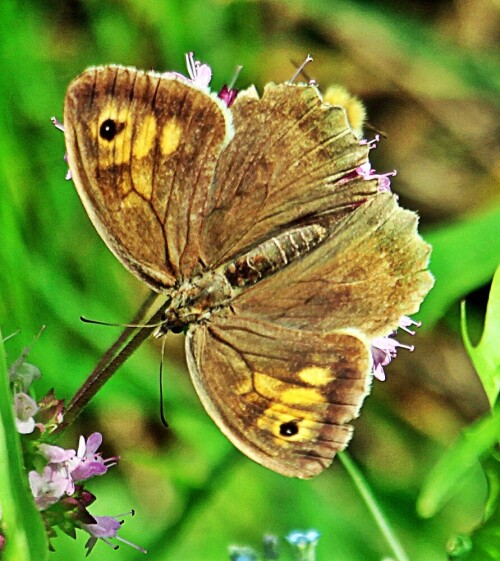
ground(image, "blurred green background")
xmin=0 ymin=0 xmax=499 ymax=559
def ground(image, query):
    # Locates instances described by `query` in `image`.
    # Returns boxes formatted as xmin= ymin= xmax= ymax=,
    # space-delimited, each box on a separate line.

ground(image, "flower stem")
xmin=339 ymin=451 xmax=410 ymax=561
xmin=54 ymin=292 xmax=165 ymax=435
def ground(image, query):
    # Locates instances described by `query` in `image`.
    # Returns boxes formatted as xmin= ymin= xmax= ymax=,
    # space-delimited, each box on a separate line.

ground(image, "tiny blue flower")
xmin=286 ymin=530 xmax=320 ymax=561
xmin=229 ymin=545 xmax=258 ymax=561
xmin=286 ymin=529 xmax=320 ymax=547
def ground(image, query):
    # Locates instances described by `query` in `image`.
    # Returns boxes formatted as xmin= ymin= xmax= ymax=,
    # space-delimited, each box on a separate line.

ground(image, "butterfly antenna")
xmin=159 ymin=336 xmax=169 ymax=428
xmin=288 ymin=54 xmax=313 ymax=83
xmin=80 ymin=316 xmax=166 ymax=330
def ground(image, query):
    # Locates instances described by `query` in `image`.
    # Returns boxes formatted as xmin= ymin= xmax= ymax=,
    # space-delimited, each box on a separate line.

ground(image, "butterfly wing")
xmin=194 ymin=83 xmax=430 ymax=477
xmin=201 ymin=82 xmax=378 ymax=268
xmin=187 ymin=194 xmax=431 ymax=478
xmin=64 ymin=65 xmax=233 ymax=289
xmin=232 ymin=193 xmax=433 ymax=339
xmin=186 ymin=316 xmax=371 ymax=478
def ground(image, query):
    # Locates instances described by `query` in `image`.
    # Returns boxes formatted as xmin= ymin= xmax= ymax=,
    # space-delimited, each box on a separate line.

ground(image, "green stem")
xmin=339 ymin=451 xmax=410 ymax=561
xmin=53 ymin=292 xmax=165 ymax=435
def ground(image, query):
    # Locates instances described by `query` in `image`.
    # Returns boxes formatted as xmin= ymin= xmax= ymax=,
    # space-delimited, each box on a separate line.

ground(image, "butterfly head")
xmin=153 ymin=271 xmax=234 ymax=338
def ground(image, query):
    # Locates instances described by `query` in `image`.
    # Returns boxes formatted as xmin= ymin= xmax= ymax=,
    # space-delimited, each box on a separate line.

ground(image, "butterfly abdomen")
xmin=223 ymin=224 xmax=327 ymax=288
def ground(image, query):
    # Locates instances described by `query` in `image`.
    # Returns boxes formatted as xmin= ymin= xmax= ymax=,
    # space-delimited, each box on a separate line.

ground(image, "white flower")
xmin=14 ymin=392 xmax=38 ymax=434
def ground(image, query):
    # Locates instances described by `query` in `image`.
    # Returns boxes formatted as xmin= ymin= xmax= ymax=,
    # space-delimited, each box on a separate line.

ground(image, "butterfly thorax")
xmin=156 ymin=272 xmax=233 ymax=336
xmin=155 ymin=223 xmax=329 ymax=336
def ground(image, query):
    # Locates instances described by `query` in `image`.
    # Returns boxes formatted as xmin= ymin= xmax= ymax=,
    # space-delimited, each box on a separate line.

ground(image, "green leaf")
xmin=417 ymin=405 xmax=500 ymax=519
xmin=461 ymin=265 xmax=500 ymax=408
xmin=418 ymin=204 xmax=500 ymax=327
xmin=0 ymin=329 xmax=48 ymax=561
xmin=447 ymin=456 xmax=500 ymax=560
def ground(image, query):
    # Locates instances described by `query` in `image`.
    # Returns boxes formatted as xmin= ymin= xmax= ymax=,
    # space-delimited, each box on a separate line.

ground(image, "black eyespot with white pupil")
xmin=99 ymin=119 xmax=124 ymax=141
xmin=280 ymin=421 xmax=299 ymax=437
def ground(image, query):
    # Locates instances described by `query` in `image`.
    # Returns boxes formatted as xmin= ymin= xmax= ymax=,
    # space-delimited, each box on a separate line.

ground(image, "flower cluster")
xmin=29 ymin=433 xmax=117 ymax=511
xmin=4 ymin=338 xmax=144 ymax=555
xmin=28 ymin=437 xmax=141 ymax=556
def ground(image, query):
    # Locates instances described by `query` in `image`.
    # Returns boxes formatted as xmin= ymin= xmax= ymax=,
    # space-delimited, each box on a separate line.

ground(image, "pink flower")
xmin=218 ymin=84 xmax=239 ymax=107
xmin=335 ymin=136 xmax=395 ymax=193
xmin=81 ymin=515 xmax=122 ymax=539
xmin=184 ymin=51 xmax=212 ymax=87
xmin=51 ymin=117 xmax=72 ymax=180
xmin=166 ymin=52 xmax=241 ymax=106
xmin=80 ymin=513 xmax=146 ymax=555
xmin=398 ymin=315 xmax=422 ymax=335
xmin=69 ymin=432 xmax=118 ymax=482
xmin=31 ymin=433 xmax=117 ymax=510
xmin=29 ymin=465 xmax=74 ymax=510
xmin=355 ymin=161 xmax=396 ymax=193
xmin=164 ymin=52 xmax=212 ymax=89
xmin=360 ymin=134 xmax=380 ymax=147
xmin=38 ymin=443 xmax=76 ymax=463
xmin=371 ymin=316 xmax=420 ymax=381
xmin=217 ymin=64 xmax=242 ymax=107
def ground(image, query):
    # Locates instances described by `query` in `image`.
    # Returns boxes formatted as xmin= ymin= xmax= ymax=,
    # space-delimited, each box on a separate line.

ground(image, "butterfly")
xmin=62 ymin=57 xmax=433 ymax=478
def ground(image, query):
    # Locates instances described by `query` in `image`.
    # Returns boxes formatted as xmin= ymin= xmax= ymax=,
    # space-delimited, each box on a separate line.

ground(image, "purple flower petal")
xmin=185 ymin=52 xmax=212 ymax=87
xmin=399 ymin=315 xmax=422 ymax=335
xmin=370 ymin=316 xmax=420 ymax=381
xmin=218 ymin=84 xmax=239 ymax=107
xmin=68 ymin=432 xmax=118 ymax=482
xmin=39 ymin=443 xmax=75 ymax=463
xmin=29 ymin=465 xmax=74 ymax=510
xmin=355 ymin=161 xmax=396 ymax=193
xmin=78 ymin=432 xmax=102 ymax=457
xmin=81 ymin=513 xmax=147 ymax=555
xmin=81 ymin=515 xmax=121 ymax=539
xmin=71 ymin=461 xmax=108 ymax=481
xmin=162 ymin=53 xmax=213 ymax=91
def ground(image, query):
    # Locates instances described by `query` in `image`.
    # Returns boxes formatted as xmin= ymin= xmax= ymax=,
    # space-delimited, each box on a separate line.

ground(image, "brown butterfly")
xmin=62 ymin=58 xmax=433 ymax=478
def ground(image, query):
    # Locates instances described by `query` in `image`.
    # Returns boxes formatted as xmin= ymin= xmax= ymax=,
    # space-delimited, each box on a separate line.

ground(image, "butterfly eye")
xmin=99 ymin=119 xmax=124 ymax=141
xmin=279 ymin=421 xmax=299 ymax=437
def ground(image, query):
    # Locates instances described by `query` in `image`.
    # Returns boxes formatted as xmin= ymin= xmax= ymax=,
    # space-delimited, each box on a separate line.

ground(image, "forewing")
xmin=64 ymin=66 xmax=232 ymax=289
xmin=232 ymin=193 xmax=434 ymax=339
xmin=201 ymin=82 xmax=379 ymax=268
xmin=186 ymin=316 xmax=371 ymax=478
